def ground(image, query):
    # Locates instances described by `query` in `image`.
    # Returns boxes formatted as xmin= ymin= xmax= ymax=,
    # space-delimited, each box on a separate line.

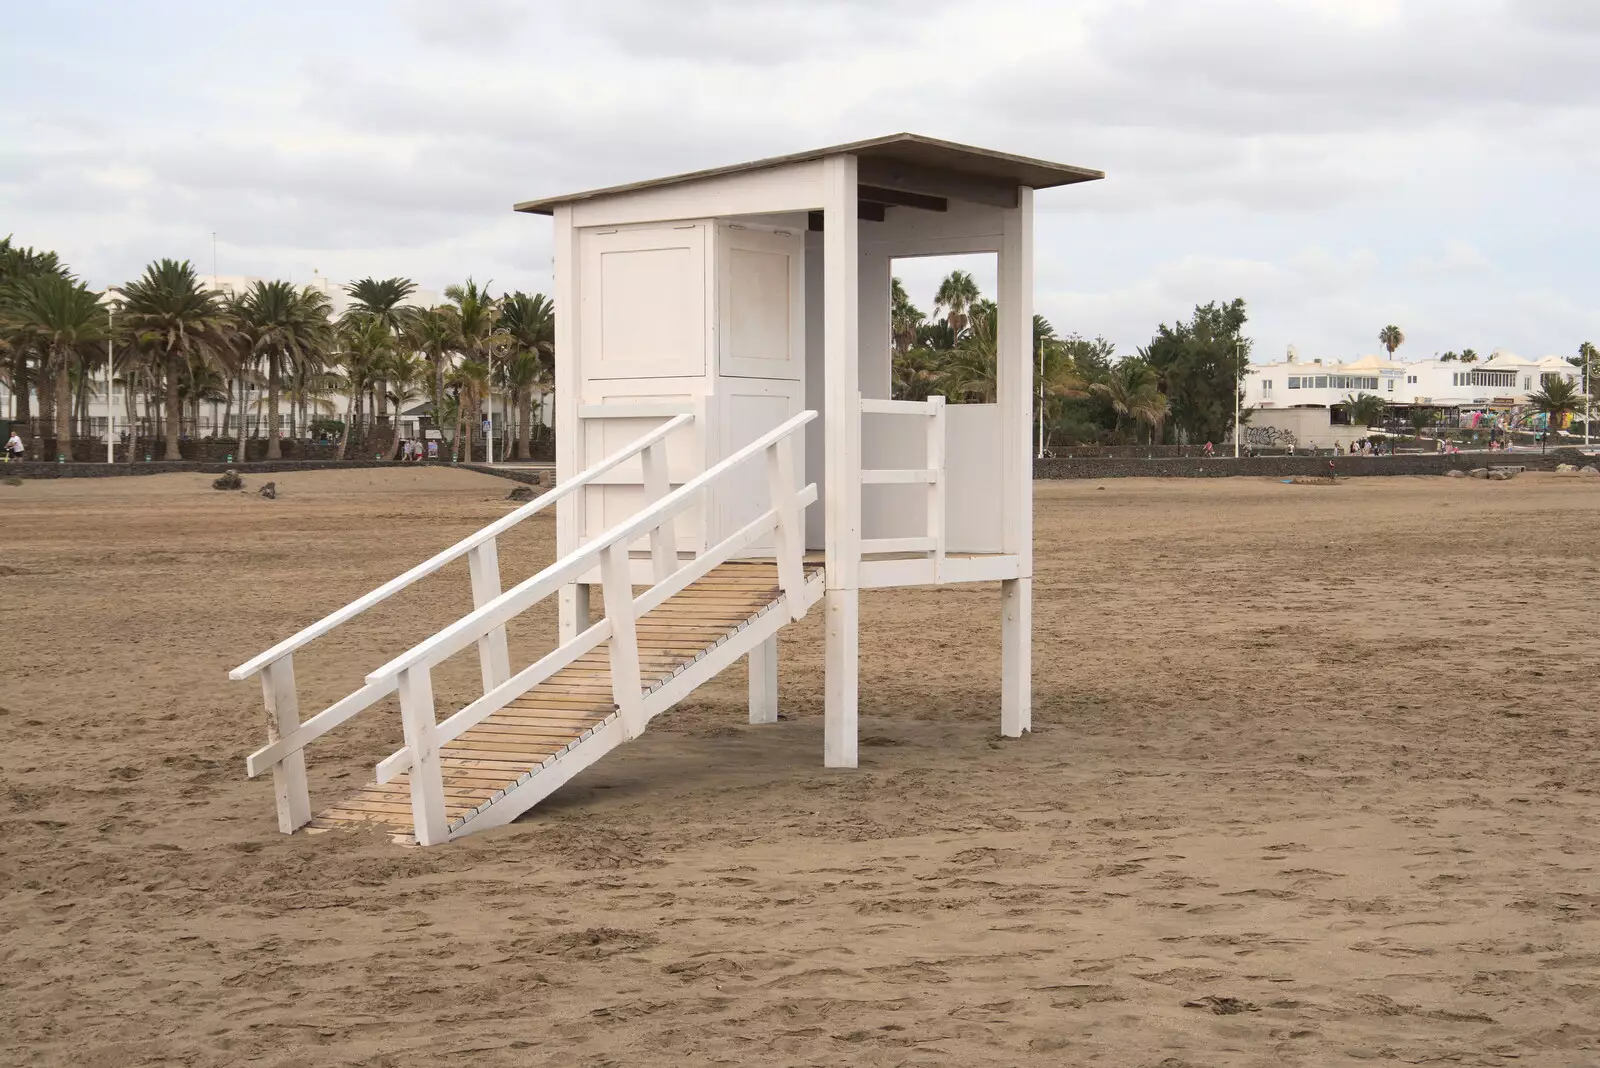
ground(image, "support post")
xmin=927 ymin=395 xmax=946 ymax=581
xmin=641 ymin=438 xmax=677 ymax=583
xmin=824 ymin=588 xmax=859 ymax=767
xmin=397 ymin=665 xmax=448 ymax=845
xmin=997 ymin=185 xmax=1034 ymax=739
xmin=766 ymin=435 xmax=806 ymax=619
xmin=260 ymin=655 xmax=312 ymax=833
xmin=559 ymin=582 xmax=590 ymax=644
xmin=748 ymin=635 xmax=778 ymax=725
xmin=467 ymin=538 xmax=511 ymax=692
xmin=553 ymin=202 xmax=585 ymax=648
xmin=600 ymin=541 xmax=644 ymax=737
xmin=822 ymin=152 xmax=861 ymax=769
xmin=1000 ymin=577 xmax=1032 ymax=737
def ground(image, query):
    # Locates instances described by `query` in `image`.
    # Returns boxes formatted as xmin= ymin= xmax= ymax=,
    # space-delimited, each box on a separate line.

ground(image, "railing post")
xmin=927 ymin=395 xmax=946 ymax=581
xmin=467 ymin=538 xmax=512 ymax=693
xmin=640 ymin=438 xmax=677 ymax=583
xmin=260 ymin=655 xmax=312 ymax=833
xmin=397 ymin=665 xmax=449 ymax=845
xmin=600 ymin=540 xmax=645 ymax=738
xmin=766 ymin=433 xmax=806 ymax=620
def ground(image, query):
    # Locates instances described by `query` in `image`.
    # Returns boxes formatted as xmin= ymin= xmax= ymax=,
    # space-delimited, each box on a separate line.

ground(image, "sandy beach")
xmin=2 ymin=467 xmax=1598 ymax=1066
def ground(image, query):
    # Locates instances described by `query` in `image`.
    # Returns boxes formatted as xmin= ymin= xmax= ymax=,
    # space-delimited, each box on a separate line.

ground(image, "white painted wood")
xmin=260 ymin=656 xmax=311 ymax=833
xmin=377 ymin=615 xmax=615 ymax=783
xmin=716 ymin=378 xmax=802 ymax=550
xmin=579 ymin=224 xmax=708 ymax=381
xmin=858 ymin=248 xmax=893 ymax=401
xmin=397 ymin=666 xmax=448 ymax=846
xmin=567 ymin=160 xmax=826 ymax=229
xmin=366 ymin=412 xmax=816 ymax=685
xmin=928 ymin=395 xmax=946 ymax=580
xmin=767 ymin=435 xmax=806 ymax=619
xmin=824 ymin=587 xmax=859 ymax=768
xmin=822 ymin=154 xmax=860 ymax=591
xmin=998 ymin=186 xmax=1034 ymax=572
xmin=640 ymin=439 xmax=677 ymax=582
xmin=467 ymin=539 xmax=512 ymax=693
xmin=861 ymin=468 xmax=936 ymax=485
xmin=859 ymin=397 xmax=940 ymax=415
xmin=822 ymin=154 xmax=861 ymax=769
xmin=227 ymin=411 xmax=688 ymax=682
xmin=554 ymin=202 xmax=583 ymax=647
xmin=748 ymin=636 xmax=778 ymax=725
xmin=448 ymin=715 xmax=628 ymax=837
xmin=718 ymin=223 xmax=804 ymax=381
xmin=858 ymin=557 xmax=936 ymax=589
xmin=938 ymin=553 xmax=1022 ymax=584
xmin=860 ymin=536 xmax=938 ymax=555
xmin=578 ymin=401 xmax=694 ymax=419
xmin=247 ymin=678 xmax=393 ymax=779
xmin=600 ymin=540 xmax=645 ymax=739
xmin=1001 ymin=577 xmax=1032 ymax=737
xmin=944 ymin=403 xmax=1004 ymax=554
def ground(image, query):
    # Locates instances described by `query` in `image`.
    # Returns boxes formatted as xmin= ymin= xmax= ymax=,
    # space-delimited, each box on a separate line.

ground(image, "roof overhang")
xmin=514 ymin=133 xmax=1103 ymax=216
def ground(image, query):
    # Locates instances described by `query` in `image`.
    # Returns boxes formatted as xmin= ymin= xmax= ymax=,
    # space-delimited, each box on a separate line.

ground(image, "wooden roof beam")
xmin=857 ymin=184 xmax=948 ymax=212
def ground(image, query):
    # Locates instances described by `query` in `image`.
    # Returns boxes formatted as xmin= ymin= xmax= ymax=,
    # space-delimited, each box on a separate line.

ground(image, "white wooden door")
xmin=579 ymin=223 xmax=709 ymax=383
xmin=716 ymin=224 xmax=803 ymax=381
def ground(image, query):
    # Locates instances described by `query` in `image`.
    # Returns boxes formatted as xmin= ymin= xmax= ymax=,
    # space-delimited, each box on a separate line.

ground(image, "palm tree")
xmin=1459 ymin=348 xmax=1479 ymax=363
xmin=405 ymin=305 xmax=462 ymax=418
xmin=446 ymin=280 xmax=508 ymax=448
xmin=113 ymin=260 xmax=233 ymax=460
xmin=450 ymin=358 xmax=490 ymax=462
xmin=1406 ymin=407 xmax=1435 ymax=440
xmin=500 ymin=291 xmax=555 ymax=458
xmin=942 ymin=302 xmax=998 ymax=402
xmin=343 ymin=276 xmax=417 ymax=427
xmin=331 ymin=316 xmax=392 ymax=460
xmin=383 ymin=350 xmax=429 ymax=435
xmin=891 ymin=277 xmax=924 ymax=356
xmin=234 ymin=281 xmax=333 ymax=459
xmin=933 ymin=270 xmax=981 ymax=333
xmin=5 ymin=274 xmax=106 ymax=452
xmin=1092 ymin=359 xmax=1167 ymax=443
xmin=1378 ymin=325 xmax=1405 ymax=357
xmin=1341 ymin=391 xmax=1387 ymax=428
xmin=1 ymin=238 xmax=70 ymax=436
xmin=1525 ymin=376 xmax=1582 ymax=438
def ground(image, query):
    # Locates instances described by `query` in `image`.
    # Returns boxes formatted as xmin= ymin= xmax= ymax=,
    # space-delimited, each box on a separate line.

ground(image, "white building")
xmin=1245 ymin=347 xmax=1580 ymax=414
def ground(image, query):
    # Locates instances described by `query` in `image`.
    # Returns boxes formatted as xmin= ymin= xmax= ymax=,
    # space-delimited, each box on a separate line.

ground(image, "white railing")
xmin=364 ymin=409 xmax=818 ymax=845
xmin=230 ymin=408 xmax=695 ymax=834
xmin=859 ymin=394 xmax=946 ymax=569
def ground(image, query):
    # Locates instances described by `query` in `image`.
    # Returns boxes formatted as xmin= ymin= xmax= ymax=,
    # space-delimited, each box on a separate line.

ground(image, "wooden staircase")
xmin=310 ymin=560 xmax=822 ymax=842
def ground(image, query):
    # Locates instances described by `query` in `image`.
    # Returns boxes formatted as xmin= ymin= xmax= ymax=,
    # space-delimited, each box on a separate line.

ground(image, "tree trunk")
xmin=266 ymin=351 xmax=282 ymax=460
xmin=54 ymin=354 xmax=73 ymax=455
xmin=10 ymin=355 xmax=31 ymax=425
xmin=518 ymin=390 xmax=532 ymax=461
xmin=163 ymin=351 xmax=182 ymax=460
xmin=125 ymin=369 xmax=139 ymax=462
xmin=334 ymin=378 xmax=357 ymax=461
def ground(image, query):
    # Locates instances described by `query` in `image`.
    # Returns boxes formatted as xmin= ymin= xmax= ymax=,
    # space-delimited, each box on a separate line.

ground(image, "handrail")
xmin=366 ymin=409 xmax=819 ymax=686
xmin=228 ymin=412 xmax=694 ymax=681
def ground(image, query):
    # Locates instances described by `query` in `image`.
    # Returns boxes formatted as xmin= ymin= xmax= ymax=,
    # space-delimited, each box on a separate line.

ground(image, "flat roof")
xmin=514 ymin=133 xmax=1104 ymax=215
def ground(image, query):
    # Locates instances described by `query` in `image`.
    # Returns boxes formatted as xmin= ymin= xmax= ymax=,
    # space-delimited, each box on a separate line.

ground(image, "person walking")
xmin=5 ymin=429 xmax=24 ymax=462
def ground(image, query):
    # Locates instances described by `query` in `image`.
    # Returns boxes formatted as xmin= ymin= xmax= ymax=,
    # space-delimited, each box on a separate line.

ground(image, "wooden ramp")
xmin=310 ymin=560 xmax=821 ymax=842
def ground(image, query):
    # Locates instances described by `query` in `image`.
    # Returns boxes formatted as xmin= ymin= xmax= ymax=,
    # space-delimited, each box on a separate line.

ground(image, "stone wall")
xmin=1034 ymin=449 xmax=1588 ymax=480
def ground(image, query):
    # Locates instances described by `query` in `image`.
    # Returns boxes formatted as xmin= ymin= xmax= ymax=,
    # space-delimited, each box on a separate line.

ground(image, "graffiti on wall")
xmin=1241 ymin=425 xmax=1298 ymax=447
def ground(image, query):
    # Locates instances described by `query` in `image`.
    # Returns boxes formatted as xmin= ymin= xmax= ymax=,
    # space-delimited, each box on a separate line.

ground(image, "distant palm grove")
xmin=2 ymin=236 xmax=1267 ymax=463
xmin=1 ymin=238 xmax=554 ymax=461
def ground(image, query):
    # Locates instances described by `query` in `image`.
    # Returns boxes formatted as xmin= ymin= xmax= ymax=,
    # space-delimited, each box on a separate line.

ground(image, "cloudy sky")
xmin=4 ymin=0 xmax=1597 ymax=362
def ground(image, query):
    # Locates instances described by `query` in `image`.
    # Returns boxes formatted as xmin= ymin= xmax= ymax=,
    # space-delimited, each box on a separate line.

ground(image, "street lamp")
xmin=105 ymin=304 xmax=116 ymax=464
xmin=1234 ymin=339 xmax=1243 ymax=459
xmin=1585 ymin=344 xmax=1594 ymax=450
xmin=1036 ymin=332 xmax=1046 ymax=460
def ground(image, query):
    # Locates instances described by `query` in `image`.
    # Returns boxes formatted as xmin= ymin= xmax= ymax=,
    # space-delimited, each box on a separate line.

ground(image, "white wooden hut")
xmin=231 ymin=134 xmax=1102 ymax=845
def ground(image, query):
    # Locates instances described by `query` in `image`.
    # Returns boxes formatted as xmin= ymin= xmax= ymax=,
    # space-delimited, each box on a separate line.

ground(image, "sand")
xmin=2 ymin=468 xmax=1598 ymax=1066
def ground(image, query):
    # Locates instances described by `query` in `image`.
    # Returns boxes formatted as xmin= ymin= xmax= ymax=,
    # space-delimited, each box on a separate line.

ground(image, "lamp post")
xmin=106 ymin=304 xmax=116 ymax=463
xmin=1585 ymin=345 xmax=1593 ymax=450
xmin=1036 ymin=332 xmax=1046 ymax=460
xmin=1234 ymin=339 xmax=1242 ymax=459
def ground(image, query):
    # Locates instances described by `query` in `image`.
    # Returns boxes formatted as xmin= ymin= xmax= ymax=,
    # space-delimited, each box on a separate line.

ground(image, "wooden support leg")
xmin=748 ymin=635 xmax=778 ymax=725
xmin=1001 ymin=577 xmax=1032 ymax=737
xmin=467 ymin=539 xmax=511 ymax=692
xmin=398 ymin=666 xmax=449 ymax=846
xmin=558 ymin=582 xmax=591 ymax=644
xmin=824 ymin=587 xmax=859 ymax=767
xmin=261 ymin=656 xmax=312 ymax=833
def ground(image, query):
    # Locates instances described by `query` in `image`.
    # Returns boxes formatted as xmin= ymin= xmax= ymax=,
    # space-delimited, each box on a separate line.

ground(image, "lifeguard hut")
xmin=230 ymin=135 xmax=1103 ymax=845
